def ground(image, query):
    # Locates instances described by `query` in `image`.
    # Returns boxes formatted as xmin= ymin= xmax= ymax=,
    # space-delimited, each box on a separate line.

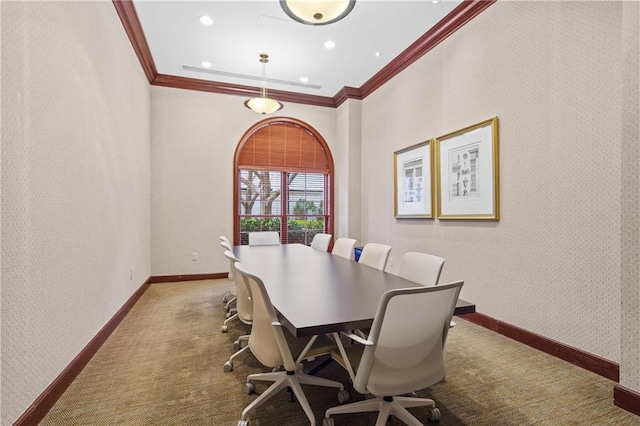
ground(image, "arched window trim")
xmin=233 ymin=117 xmax=335 ymax=246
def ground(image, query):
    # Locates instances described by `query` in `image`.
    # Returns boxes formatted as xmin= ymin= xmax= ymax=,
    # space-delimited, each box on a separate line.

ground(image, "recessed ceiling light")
xmin=199 ymin=15 xmax=213 ymax=26
xmin=300 ymin=77 xmax=309 ymax=83
xmin=201 ymin=61 xmax=212 ymax=68
xmin=374 ymin=51 xmax=381 ymax=57
xmin=432 ymin=0 xmax=441 ymax=3
xmin=324 ymin=40 xmax=336 ymax=49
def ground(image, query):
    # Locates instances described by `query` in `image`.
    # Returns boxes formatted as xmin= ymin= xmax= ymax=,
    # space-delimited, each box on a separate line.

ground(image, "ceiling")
xmin=132 ymin=1 xmax=463 ymax=99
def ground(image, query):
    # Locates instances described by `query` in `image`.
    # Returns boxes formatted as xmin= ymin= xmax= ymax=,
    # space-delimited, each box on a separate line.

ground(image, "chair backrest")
xmin=331 ymin=238 xmax=357 ymax=260
xmin=358 ymin=243 xmax=392 ymax=271
xmin=219 ymin=240 xmax=234 ymax=279
xmin=223 ymin=251 xmax=252 ymax=324
xmin=234 ymin=262 xmax=297 ymax=371
xmin=353 ymin=281 xmax=464 ymax=397
xmin=310 ymin=233 xmax=332 ymax=252
xmin=248 ymin=231 xmax=281 ymax=246
xmin=396 ymin=252 xmax=445 ymax=287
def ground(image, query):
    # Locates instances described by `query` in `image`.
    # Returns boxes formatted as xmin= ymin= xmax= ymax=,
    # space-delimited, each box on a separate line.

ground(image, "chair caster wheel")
xmin=222 ymin=295 xmax=229 ymax=303
xmin=245 ymin=382 xmax=255 ymax=394
xmin=226 ymin=312 xmax=232 ymax=318
xmin=223 ymin=361 xmax=233 ymax=373
xmin=337 ymin=389 xmax=350 ymax=404
xmin=233 ymin=340 xmax=241 ymax=351
xmin=237 ymin=420 xmax=248 ymax=426
xmin=287 ymin=390 xmax=297 ymax=402
xmin=322 ymin=418 xmax=335 ymax=426
xmin=428 ymin=407 xmax=441 ymax=422
xmin=221 ymin=325 xmax=228 ymax=333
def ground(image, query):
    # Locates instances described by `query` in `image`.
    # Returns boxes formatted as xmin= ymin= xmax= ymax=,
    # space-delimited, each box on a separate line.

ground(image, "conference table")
xmin=233 ymin=243 xmax=475 ymax=338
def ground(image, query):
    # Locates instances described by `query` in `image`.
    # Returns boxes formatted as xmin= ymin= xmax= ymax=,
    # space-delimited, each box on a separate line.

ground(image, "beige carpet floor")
xmin=40 ymin=280 xmax=639 ymax=425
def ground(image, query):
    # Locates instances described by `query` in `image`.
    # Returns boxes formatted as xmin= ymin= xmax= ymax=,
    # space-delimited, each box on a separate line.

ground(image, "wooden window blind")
xmin=236 ymin=122 xmax=330 ymax=173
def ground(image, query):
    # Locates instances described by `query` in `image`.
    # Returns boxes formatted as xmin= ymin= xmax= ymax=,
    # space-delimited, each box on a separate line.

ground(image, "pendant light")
xmin=244 ymin=53 xmax=283 ymax=115
xmin=280 ymin=0 xmax=356 ymax=26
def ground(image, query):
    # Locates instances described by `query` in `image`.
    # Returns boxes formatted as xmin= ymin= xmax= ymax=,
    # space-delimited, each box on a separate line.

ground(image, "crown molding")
xmin=112 ymin=0 xmax=157 ymax=83
xmin=360 ymin=0 xmax=496 ymax=98
xmin=113 ymin=0 xmax=495 ymax=107
xmin=333 ymin=86 xmax=363 ymax=107
xmin=152 ymin=74 xmax=336 ymax=108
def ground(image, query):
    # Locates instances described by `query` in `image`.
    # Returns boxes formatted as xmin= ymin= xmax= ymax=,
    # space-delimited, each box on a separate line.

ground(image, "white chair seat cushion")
xmin=239 ymin=311 xmax=253 ymax=324
xmin=251 ymin=330 xmax=336 ymax=368
xmin=332 ymin=344 xmax=445 ymax=396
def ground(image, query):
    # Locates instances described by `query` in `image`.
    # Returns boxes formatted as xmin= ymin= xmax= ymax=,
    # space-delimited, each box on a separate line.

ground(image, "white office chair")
xmin=220 ymin=239 xmax=232 ymax=252
xmin=234 ymin=262 xmax=348 ymax=426
xmin=324 ymin=281 xmax=464 ymax=426
xmin=358 ymin=243 xmax=392 ymax=271
xmin=396 ymin=251 xmax=456 ymax=328
xmin=248 ymin=231 xmax=280 ymax=246
xmin=396 ymin=252 xmax=445 ymax=286
xmin=222 ymin=250 xmax=254 ymax=371
xmin=219 ymin=238 xmax=236 ymax=308
xmin=331 ymin=238 xmax=357 ymax=260
xmin=310 ymin=233 xmax=332 ymax=252
xmin=221 ymin=250 xmax=243 ymax=332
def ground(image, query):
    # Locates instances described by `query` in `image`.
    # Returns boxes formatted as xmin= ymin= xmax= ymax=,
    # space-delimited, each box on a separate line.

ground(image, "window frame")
xmin=233 ymin=117 xmax=334 ymax=246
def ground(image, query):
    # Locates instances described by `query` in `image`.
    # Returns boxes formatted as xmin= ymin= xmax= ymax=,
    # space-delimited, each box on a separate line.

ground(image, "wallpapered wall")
xmin=150 ymin=86 xmax=339 ymax=277
xmin=620 ymin=0 xmax=640 ymax=393
xmin=1 ymin=2 xmax=151 ymax=424
xmin=361 ymin=1 xmax=623 ymax=363
xmin=335 ymin=99 xmax=363 ymax=245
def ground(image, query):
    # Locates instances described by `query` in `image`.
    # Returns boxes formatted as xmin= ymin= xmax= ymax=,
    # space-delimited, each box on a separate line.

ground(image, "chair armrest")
xmin=340 ymin=332 xmax=373 ymax=346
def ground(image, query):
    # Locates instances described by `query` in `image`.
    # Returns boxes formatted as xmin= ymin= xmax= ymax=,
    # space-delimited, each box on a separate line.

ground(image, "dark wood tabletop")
xmin=233 ymin=244 xmax=474 ymax=337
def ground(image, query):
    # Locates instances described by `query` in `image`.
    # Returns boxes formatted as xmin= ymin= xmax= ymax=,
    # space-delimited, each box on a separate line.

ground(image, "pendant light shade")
xmin=244 ymin=96 xmax=283 ymax=115
xmin=244 ymin=53 xmax=283 ymax=115
xmin=280 ymin=0 xmax=356 ymax=26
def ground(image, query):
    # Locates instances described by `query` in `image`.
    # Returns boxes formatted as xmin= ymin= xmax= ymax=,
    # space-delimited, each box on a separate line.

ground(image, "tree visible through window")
xmin=238 ymin=170 xmax=328 ymax=245
xmin=234 ymin=118 xmax=334 ymax=246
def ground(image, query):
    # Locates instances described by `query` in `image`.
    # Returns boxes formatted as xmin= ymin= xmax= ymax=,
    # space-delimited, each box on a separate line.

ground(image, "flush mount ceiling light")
xmin=280 ymin=0 xmax=356 ymax=26
xmin=244 ymin=53 xmax=283 ymax=115
xmin=199 ymin=15 xmax=213 ymax=26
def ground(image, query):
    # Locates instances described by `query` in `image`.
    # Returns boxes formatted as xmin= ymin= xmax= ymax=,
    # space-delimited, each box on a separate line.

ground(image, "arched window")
xmin=233 ymin=118 xmax=334 ymax=246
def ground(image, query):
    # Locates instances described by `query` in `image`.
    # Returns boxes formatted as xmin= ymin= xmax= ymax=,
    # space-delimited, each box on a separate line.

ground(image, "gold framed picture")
xmin=394 ymin=140 xmax=434 ymax=218
xmin=435 ymin=117 xmax=499 ymax=220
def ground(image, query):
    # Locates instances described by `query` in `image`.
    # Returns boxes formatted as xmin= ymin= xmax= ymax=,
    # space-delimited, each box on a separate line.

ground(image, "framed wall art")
xmin=394 ymin=141 xmax=434 ymax=218
xmin=435 ymin=117 xmax=499 ymax=220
